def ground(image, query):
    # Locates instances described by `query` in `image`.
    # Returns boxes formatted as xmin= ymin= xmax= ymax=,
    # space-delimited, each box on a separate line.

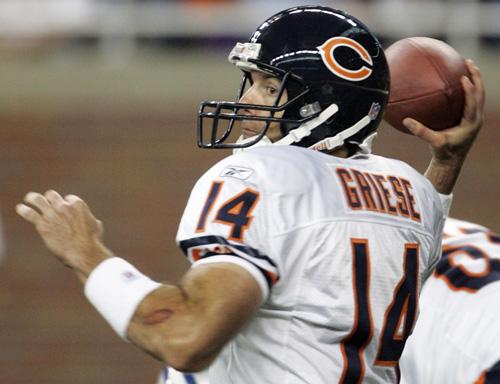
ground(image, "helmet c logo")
xmin=318 ymin=37 xmax=373 ymax=82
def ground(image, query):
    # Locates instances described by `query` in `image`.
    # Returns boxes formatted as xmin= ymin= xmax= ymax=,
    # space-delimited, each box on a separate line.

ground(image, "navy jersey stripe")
xmin=198 ymin=251 xmax=276 ymax=288
xmin=184 ymin=373 xmax=197 ymax=384
xmin=160 ymin=367 xmax=201 ymax=384
xmin=179 ymin=235 xmax=277 ymax=268
xmin=162 ymin=366 xmax=169 ymax=380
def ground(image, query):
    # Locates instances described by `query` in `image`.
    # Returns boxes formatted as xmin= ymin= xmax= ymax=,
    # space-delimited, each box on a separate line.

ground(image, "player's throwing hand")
xmin=403 ymin=59 xmax=484 ymax=194
xmin=16 ymin=190 xmax=110 ymax=277
xmin=403 ymin=59 xmax=484 ymax=166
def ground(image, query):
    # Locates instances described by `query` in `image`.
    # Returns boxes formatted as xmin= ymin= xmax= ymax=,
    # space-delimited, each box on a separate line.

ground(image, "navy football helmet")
xmin=197 ymin=6 xmax=390 ymax=152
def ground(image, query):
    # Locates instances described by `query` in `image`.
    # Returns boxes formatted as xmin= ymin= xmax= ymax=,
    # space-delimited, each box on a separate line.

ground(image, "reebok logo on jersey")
xmin=220 ymin=166 xmax=254 ymax=180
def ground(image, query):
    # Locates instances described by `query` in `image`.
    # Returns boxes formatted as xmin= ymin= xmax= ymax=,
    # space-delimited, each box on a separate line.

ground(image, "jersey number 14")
xmin=196 ymin=181 xmax=259 ymax=242
xmin=340 ymin=239 xmax=419 ymax=383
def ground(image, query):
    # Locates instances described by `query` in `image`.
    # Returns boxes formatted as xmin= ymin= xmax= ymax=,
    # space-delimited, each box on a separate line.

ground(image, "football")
xmin=384 ymin=37 xmax=468 ymax=134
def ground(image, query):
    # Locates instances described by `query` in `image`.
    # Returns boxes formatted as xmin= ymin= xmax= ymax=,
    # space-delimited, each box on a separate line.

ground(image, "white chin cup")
xmin=356 ymin=131 xmax=378 ymax=154
xmin=233 ymin=135 xmax=273 ymax=154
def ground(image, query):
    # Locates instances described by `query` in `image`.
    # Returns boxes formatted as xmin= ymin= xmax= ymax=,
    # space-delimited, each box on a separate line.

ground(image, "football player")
xmin=17 ymin=6 xmax=484 ymax=383
xmin=400 ymin=218 xmax=500 ymax=384
xmin=161 ymin=218 xmax=499 ymax=384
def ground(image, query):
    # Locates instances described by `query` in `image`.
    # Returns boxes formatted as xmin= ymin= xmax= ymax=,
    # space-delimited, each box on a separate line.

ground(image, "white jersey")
xmin=400 ymin=218 xmax=500 ymax=384
xmin=176 ymin=146 xmax=444 ymax=384
xmin=157 ymin=367 xmax=209 ymax=384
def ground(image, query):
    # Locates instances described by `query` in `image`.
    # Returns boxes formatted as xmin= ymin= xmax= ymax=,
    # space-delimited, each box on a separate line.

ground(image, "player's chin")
xmin=238 ymin=123 xmax=266 ymax=139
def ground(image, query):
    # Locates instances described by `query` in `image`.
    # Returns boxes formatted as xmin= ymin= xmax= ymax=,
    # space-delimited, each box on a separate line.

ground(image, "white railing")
xmin=0 ymin=0 xmax=498 ymax=56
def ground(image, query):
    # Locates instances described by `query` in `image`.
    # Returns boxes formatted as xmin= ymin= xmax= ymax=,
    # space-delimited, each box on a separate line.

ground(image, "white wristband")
xmin=438 ymin=192 xmax=453 ymax=220
xmin=84 ymin=257 xmax=161 ymax=341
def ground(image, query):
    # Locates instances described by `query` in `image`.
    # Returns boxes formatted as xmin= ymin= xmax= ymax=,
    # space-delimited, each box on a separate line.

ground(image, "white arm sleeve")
xmin=438 ymin=193 xmax=453 ymax=220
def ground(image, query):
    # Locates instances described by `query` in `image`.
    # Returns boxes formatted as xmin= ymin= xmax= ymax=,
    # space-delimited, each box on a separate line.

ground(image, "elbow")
xmin=156 ymin=335 xmax=219 ymax=372
xmin=162 ymin=346 xmax=216 ymax=372
xmin=129 ymin=312 xmax=220 ymax=371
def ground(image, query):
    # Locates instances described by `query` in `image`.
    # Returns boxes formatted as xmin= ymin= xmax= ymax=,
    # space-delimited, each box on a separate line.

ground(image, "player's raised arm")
xmin=16 ymin=190 xmax=262 ymax=372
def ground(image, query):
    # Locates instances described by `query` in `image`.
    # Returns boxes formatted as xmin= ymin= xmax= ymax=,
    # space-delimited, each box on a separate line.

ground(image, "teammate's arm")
xmin=403 ymin=59 xmax=485 ymax=194
xmin=16 ymin=190 xmax=262 ymax=372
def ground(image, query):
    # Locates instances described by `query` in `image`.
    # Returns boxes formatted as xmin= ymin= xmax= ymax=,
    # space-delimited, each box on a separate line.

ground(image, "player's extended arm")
xmin=127 ymin=262 xmax=261 ymax=371
xmin=403 ymin=59 xmax=485 ymax=194
xmin=16 ymin=190 xmax=262 ymax=371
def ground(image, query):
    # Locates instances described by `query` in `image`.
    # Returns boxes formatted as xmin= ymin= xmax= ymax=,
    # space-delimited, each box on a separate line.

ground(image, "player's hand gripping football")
xmin=16 ymin=190 xmax=111 ymax=279
xmin=403 ymin=60 xmax=485 ymax=194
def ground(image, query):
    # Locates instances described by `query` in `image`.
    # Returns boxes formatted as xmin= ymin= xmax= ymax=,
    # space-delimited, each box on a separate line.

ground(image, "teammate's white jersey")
xmin=177 ymin=146 xmax=444 ymax=384
xmin=400 ymin=218 xmax=500 ymax=384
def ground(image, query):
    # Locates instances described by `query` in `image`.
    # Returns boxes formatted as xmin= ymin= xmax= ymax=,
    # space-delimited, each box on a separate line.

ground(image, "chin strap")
xmin=232 ymin=104 xmax=338 ymax=154
xmin=308 ymin=115 xmax=371 ymax=152
xmin=275 ymin=104 xmax=339 ymax=146
xmin=233 ymin=104 xmax=376 ymax=155
xmin=233 ymin=135 xmax=273 ymax=154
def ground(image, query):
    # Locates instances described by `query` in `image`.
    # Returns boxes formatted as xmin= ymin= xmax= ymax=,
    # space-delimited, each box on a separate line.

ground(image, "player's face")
xmin=237 ymin=71 xmax=288 ymax=142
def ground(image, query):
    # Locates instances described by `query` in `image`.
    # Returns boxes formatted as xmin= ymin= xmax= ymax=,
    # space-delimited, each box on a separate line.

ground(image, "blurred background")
xmin=0 ymin=1 xmax=497 ymax=383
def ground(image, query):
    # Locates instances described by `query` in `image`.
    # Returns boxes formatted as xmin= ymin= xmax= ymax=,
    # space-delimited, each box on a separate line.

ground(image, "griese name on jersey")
xmin=336 ymin=167 xmax=421 ymax=222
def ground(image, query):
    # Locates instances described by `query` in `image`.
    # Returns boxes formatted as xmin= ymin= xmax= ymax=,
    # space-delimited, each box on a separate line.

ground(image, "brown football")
xmin=384 ymin=37 xmax=468 ymax=134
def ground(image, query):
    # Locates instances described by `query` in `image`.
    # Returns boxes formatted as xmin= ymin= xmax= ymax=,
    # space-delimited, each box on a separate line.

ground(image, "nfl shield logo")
xmin=368 ymin=102 xmax=381 ymax=121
